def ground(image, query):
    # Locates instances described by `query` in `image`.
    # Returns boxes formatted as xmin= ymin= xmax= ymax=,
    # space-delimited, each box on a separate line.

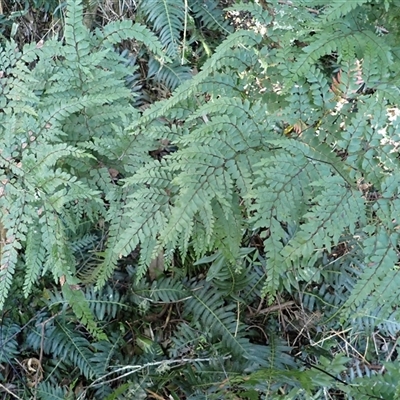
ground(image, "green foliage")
xmin=137 ymin=0 xmax=232 ymax=89
xmin=115 ymin=0 xmax=400 ymax=326
xmin=0 ymin=0 xmax=164 ymax=333
xmin=139 ymin=0 xmax=184 ymax=58
xmin=2 ymin=0 xmax=400 ymax=398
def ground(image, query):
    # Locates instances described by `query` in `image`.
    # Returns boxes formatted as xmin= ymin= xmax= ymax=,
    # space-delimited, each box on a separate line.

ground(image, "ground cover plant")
xmin=1 ymin=0 xmax=400 ymax=399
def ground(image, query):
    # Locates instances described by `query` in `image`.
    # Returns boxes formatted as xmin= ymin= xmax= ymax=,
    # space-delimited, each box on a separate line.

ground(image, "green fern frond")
xmin=132 ymin=29 xmax=261 ymax=127
xmin=50 ymin=323 xmax=100 ymax=378
xmin=102 ymin=185 xmax=170 ymax=283
xmin=94 ymin=189 xmax=130 ymax=289
xmin=62 ymin=284 xmax=107 ymax=341
xmin=147 ymin=57 xmax=192 ymax=90
xmin=27 ymin=316 xmax=99 ymax=380
xmin=139 ymin=0 xmax=185 ymax=58
xmin=344 ymin=227 xmax=399 ymax=317
xmin=318 ymin=0 xmax=370 ymax=22
xmin=0 ymin=203 xmax=27 ymax=310
xmin=185 ymin=283 xmax=250 ymax=357
xmin=35 ymin=381 xmax=69 ymax=400
xmin=24 ymin=225 xmax=46 ymax=297
xmin=85 ymin=285 xmax=126 ymax=320
xmin=99 ymin=20 xmax=168 ymax=61
xmin=133 ymin=276 xmax=189 ymax=303
xmin=196 ymin=248 xmax=253 ymax=296
xmin=189 ymin=0 xmax=232 ymax=33
xmin=40 ymin=212 xmax=76 ymax=281
xmin=342 ymin=361 xmax=398 ymax=399
xmin=0 ymin=320 xmax=20 ymax=363
xmin=64 ymin=0 xmax=90 ymax=59
xmin=226 ymin=1 xmax=272 ymax=26
xmin=281 ymin=177 xmax=364 ymax=259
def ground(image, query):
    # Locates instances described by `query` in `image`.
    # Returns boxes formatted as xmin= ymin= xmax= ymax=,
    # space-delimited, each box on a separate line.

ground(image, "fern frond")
xmin=94 ymin=189 xmax=130 ymax=289
xmin=105 ymin=184 xmax=170 ymax=283
xmin=147 ymin=57 xmax=192 ymax=90
xmin=196 ymin=249 xmax=253 ymax=296
xmin=85 ymin=285 xmax=126 ymax=320
xmin=184 ymin=283 xmax=250 ymax=357
xmin=99 ymin=20 xmax=167 ymax=61
xmin=134 ymin=277 xmax=189 ymax=303
xmin=226 ymin=1 xmax=272 ymax=26
xmin=40 ymin=211 xmax=76 ymax=282
xmin=286 ymin=179 xmax=363 ymax=254
xmin=62 ymin=284 xmax=107 ymax=341
xmin=0 ymin=320 xmax=20 ymax=363
xmin=35 ymin=381 xmax=69 ymax=400
xmin=318 ymin=0 xmax=370 ymax=23
xmin=139 ymin=0 xmax=185 ymax=58
xmin=132 ymin=30 xmax=261 ymax=127
xmin=64 ymin=0 xmax=90 ymax=59
xmin=0 ymin=199 xmax=29 ymax=310
xmin=51 ymin=323 xmax=101 ymax=378
xmin=33 ymin=319 xmax=104 ymax=379
xmin=24 ymin=225 xmax=46 ymax=297
xmin=342 ymin=361 xmax=398 ymax=399
xmin=190 ymin=0 xmax=232 ymax=33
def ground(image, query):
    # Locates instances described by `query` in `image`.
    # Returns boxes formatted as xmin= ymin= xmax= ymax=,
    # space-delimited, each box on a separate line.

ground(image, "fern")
xmin=0 ymin=0 xmax=165 ymax=333
xmin=27 ymin=309 xmax=113 ymax=379
xmin=189 ymin=0 xmax=231 ymax=33
xmin=62 ymin=284 xmax=107 ymax=341
xmin=317 ymin=0 xmax=370 ymax=23
xmin=94 ymin=0 xmax=400 ymax=362
xmin=139 ymin=0 xmax=184 ymax=58
xmin=195 ymin=248 xmax=253 ymax=295
xmin=3 ymin=0 xmax=400 ymax=397
xmin=184 ymin=282 xmax=256 ymax=358
xmin=147 ymin=57 xmax=192 ymax=90
xmin=85 ymin=285 xmax=126 ymax=320
xmin=132 ymin=276 xmax=189 ymax=303
xmin=0 ymin=319 xmax=20 ymax=364
xmin=32 ymin=321 xmax=100 ymax=379
xmin=35 ymin=382 xmax=69 ymax=400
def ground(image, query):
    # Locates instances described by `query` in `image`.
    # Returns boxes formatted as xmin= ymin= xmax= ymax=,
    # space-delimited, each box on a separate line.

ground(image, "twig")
xmin=305 ymin=7 xmax=319 ymax=15
xmin=258 ymin=301 xmax=295 ymax=314
xmin=0 ymin=384 xmax=22 ymax=400
xmin=81 ymin=355 xmax=232 ymax=396
xmin=277 ymin=0 xmax=319 ymax=15
xmin=234 ymin=301 xmax=240 ymax=337
xmin=145 ymin=389 xmax=165 ymax=400
xmin=312 ymin=328 xmax=352 ymax=348
xmin=32 ymin=312 xmax=62 ymax=400
xmin=181 ymin=0 xmax=188 ymax=65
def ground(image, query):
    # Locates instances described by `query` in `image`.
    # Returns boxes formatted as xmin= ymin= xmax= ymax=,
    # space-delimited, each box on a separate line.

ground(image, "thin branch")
xmin=83 ymin=356 xmax=232 ymax=393
xmin=258 ymin=301 xmax=296 ymax=315
xmin=0 ymin=384 xmax=22 ymax=400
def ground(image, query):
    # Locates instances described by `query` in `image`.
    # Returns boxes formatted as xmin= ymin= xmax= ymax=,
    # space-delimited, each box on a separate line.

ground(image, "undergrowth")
xmin=1 ymin=0 xmax=400 ymax=399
